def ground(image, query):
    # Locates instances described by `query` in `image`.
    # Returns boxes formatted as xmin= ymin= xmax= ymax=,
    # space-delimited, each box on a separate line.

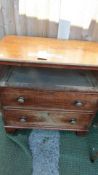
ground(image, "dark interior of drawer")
xmin=0 ymin=65 xmax=98 ymax=90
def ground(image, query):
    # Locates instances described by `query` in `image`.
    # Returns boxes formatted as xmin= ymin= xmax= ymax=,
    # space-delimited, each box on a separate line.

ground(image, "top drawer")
xmin=1 ymin=88 xmax=98 ymax=111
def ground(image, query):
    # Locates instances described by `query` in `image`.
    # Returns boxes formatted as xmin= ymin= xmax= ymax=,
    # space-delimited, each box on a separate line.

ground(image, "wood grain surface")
xmin=3 ymin=108 xmax=94 ymax=131
xmin=0 ymin=36 xmax=98 ymax=133
xmin=1 ymin=88 xmax=98 ymax=111
xmin=0 ymin=36 xmax=98 ymax=69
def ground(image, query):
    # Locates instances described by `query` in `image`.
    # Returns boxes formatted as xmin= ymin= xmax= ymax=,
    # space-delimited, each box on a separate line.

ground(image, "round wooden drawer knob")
xmin=17 ymin=97 xmax=25 ymax=104
xmin=69 ymin=118 xmax=77 ymax=124
xmin=19 ymin=116 xmax=27 ymax=122
xmin=74 ymin=100 xmax=83 ymax=107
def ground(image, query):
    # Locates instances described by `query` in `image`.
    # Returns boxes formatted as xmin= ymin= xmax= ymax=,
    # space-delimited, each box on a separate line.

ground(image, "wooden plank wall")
xmin=0 ymin=0 xmax=98 ymax=41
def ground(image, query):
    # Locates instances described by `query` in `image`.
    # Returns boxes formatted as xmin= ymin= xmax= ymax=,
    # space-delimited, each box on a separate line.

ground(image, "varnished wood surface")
xmin=0 ymin=36 xmax=98 ymax=69
xmin=1 ymin=88 xmax=98 ymax=111
xmin=3 ymin=108 xmax=94 ymax=131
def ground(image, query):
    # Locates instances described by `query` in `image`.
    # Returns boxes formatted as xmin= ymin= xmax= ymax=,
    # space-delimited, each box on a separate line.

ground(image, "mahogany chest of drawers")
xmin=0 ymin=35 xmax=98 ymax=134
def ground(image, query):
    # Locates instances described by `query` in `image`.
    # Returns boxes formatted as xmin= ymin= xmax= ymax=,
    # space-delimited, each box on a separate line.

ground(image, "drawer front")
xmin=3 ymin=109 xmax=94 ymax=131
xmin=1 ymin=89 xmax=98 ymax=111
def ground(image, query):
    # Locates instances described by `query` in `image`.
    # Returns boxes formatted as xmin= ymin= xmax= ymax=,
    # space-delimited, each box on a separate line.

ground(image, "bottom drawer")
xmin=3 ymin=109 xmax=95 ymax=131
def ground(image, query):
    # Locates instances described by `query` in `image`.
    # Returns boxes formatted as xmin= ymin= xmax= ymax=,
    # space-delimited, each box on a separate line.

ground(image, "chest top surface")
xmin=0 ymin=35 xmax=98 ymax=69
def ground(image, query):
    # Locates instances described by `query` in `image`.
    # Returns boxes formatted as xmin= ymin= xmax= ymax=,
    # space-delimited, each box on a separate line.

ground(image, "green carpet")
xmin=0 ymin=113 xmax=98 ymax=175
xmin=59 ymin=130 xmax=98 ymax=175
xmin=59 ymin=115 xmax=98 ymax=175
xmin=0 ymin=114 xmax=32 ymax=175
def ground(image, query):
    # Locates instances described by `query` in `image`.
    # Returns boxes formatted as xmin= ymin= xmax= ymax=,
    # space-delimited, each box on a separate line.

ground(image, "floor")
xmin=0 ymin=113 xmax=98 ymax=175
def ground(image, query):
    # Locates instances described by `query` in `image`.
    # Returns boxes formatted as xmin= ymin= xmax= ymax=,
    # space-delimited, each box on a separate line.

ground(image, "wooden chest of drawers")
xmin=0 ymin=36 xmax=98 ymax=134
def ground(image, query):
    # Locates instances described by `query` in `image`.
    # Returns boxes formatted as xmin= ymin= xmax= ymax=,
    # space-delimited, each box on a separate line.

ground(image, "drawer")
xmin=3 ymin=109 xmax=94 ymax=131
xmin=1 ymin=88 xmax=98 ymax=111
